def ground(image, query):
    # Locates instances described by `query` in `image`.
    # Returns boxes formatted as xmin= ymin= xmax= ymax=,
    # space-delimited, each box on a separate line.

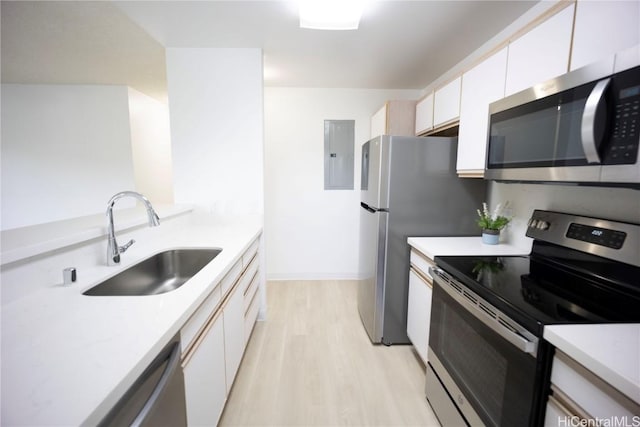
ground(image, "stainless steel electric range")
xmin=426 ymin=210 xmax=640 ymax=427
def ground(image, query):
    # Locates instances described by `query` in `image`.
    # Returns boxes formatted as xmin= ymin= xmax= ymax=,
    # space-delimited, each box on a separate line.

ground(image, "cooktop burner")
xmin=434 ymin=210 xmax=640 ymax=336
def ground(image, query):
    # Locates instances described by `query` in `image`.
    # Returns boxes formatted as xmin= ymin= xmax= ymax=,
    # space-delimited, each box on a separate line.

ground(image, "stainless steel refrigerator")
xmin=357 ymin=135 xmax=486 ymax=345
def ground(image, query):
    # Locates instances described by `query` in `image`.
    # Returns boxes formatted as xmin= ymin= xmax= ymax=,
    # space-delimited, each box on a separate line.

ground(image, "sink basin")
xmin=83 ymin=248 xmax=222 ymax=296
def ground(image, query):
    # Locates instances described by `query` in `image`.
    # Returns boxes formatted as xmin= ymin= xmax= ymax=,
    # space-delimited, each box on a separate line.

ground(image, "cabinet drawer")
xmin=244 ymin=288 xmax=260 ymax=344
xmin=220 ymin=259 xmax=243 ymax=297
xmin=550 ymin=351 xmax=640 ymax=420
xmin=242 ymin=237 xmax=260 ymax=268
xmin=410 ymin=249 xmax=435 ymax=284
xmin=243 ymin=268 xmax=259 ymax=313
xmin=181 ymin=285 xmax=222 ymax=353
xmin=236 ymin=255 xmax=258 ymax=307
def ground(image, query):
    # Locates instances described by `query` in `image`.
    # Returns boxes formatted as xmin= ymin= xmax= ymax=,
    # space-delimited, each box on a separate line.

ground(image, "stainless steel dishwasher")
xmin=99 ymin=334 xmax=187 ymax=427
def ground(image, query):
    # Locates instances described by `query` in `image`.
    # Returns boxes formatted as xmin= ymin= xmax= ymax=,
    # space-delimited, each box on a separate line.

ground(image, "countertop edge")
xmin=408 ymin=236 xmax=531 ymax=259
xmin=1 ymin=205 xmax=194 ymax=266
xmin=544 ymin=324 xmax=640 ymax=405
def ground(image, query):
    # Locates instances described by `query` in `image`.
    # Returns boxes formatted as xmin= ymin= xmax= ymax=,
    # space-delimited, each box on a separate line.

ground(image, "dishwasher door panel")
xmin=99 ymin=335 xmax=187 ymax=427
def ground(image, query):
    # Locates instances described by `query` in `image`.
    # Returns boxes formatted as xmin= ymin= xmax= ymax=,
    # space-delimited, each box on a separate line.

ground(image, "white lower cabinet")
xmin=181 ymin=235 xmax=262 ymax=426
xmin=223 ymin=282 xmax=245 ymax=394
xmin=544 ymin=350 xmax=640 ymax=426
xmin=182 ymin=310 xmax=226 ymax=426
xmin=406 ymin=249 xmax=435 ymax=365
xmin=407 ymin=268 xmax=431 ymax=364
xmin=243 ymin=260 xmax=260 ymax=345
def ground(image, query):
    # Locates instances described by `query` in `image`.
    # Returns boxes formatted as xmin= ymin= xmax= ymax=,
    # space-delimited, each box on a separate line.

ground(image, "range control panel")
xmin=566 ymin=223 xmax=627 ymax=249
xmin=525 ymin=210 xmax=639 ymax=267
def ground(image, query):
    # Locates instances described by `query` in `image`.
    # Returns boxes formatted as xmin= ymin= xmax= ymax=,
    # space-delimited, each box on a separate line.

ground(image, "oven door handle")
xmin=431 ymin=267 xmax=538 ymax=356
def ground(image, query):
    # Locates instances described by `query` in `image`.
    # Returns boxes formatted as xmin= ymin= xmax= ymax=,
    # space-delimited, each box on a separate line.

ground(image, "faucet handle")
xmin=119 ymin=239 xmax=136 ymax=253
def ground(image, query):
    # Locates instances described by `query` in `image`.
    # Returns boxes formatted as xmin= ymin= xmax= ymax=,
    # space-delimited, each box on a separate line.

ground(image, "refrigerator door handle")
xmin=361 ymin=202 xmax=377 ymax=213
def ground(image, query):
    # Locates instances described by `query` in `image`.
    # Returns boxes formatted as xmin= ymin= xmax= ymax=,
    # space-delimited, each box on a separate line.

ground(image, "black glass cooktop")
xmin=434 ymin=242 xmax=640 ymax=336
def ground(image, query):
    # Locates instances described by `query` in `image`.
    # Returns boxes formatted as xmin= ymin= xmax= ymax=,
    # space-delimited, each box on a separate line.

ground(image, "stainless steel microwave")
xmin=486 ymin=47 xmax=640 ymax=188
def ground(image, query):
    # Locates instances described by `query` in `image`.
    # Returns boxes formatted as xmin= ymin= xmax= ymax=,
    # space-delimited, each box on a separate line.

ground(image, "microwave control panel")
xmin=605 ymin=67 xmax=640 ymax=164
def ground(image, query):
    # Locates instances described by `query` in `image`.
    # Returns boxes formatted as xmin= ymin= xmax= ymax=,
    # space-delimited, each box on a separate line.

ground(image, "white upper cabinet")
xmin=505 ymin=4 xmax=574 ymax=96
xmin=571 ymin=0 xmax=640 ymax=71
xmin=433 ymin=77 xmax=462 ymax=127
xmin=415 ymin=92 xmax=434 ymax=135
xmin=370 ymin=104 xmax=387 ymax=139
xmin=457 ymin=48 xmax=508 ymax=177
xmin=370 ymin=100 xmax=416 ymax=139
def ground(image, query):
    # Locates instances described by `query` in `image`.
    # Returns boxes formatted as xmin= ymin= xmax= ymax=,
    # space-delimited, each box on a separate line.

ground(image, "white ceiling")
xmin=1 ymin=1 xmax=539 ymax=103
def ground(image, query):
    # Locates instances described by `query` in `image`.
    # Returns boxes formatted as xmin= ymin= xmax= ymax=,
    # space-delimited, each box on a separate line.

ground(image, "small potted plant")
xmin=476 ymin=202 xmax=511 ymax=245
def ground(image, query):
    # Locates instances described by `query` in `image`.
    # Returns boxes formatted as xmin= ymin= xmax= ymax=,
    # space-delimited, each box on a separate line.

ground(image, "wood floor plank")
xmin=219 ymin=280 xmax=441 ymax=426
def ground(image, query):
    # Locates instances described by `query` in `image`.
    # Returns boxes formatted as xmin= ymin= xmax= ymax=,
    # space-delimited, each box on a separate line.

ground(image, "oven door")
xmin=427 ymin=269 xmax=541 ymax=427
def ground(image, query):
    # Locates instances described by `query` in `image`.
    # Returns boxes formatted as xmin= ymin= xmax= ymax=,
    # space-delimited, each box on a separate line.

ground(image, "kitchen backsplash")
xmin=488 ymin=181 xmax=640 ymax=249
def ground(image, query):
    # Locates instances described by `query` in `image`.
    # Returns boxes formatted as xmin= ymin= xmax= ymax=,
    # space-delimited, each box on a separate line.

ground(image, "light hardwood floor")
xmin=219 ymin=280 xmax=441 ymax=426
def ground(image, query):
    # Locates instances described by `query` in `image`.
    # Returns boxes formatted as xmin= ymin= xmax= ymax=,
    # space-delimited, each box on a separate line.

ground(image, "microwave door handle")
xmin=581 ymin=77 xmax=611 ymax=164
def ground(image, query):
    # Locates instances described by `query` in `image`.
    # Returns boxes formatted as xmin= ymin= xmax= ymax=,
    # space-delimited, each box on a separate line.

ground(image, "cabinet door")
xmin=571 ymin=0 xmax=640 ymax=71
xmin=370 ymin=103 xmax=387 ymax=139
xmin=457 ymin=48 xmax=508 ymax=176
xmin=183 ymin=312 xmax=226 ymax=426
xmin=433 ymin=77 xmax=461 ymax=127
xmin=407 ymin=268 xmax=432 ymax=365
xmin=550 ymin=351 xmax=640 ymax=420
xmin=223 ymin=283 xmax=245 ymax=394
xmin=415 ymin=93 xmax=434 ymax=135
xmin=543 ymin=396 xmax=570 ymax=427
xmin=386 ymin=100 xmax=416 ymax=136
xmin=505 ymin=4 xmax=574 ymax=96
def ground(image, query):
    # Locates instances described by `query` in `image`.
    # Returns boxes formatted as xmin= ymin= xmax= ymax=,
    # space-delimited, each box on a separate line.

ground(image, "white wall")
xmin=166 ymin=48 xmax=264 ymax=215
xmin=1 ymin=84 xmax=136 ymax=230
xmin=264 ymin=87 xmax=421 ymax=280
xmin=128 ymin=87 xmax=174 ymax=204
xmin=489 ymin=183 xmax=640 ymax=249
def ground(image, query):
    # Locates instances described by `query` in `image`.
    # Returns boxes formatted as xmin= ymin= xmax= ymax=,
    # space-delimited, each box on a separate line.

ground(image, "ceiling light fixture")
xmin=299 ymin=0 xmax=364 ymax=30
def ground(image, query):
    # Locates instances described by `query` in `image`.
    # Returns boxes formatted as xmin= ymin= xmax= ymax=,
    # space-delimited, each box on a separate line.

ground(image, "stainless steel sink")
xmin=83 ymin=248 xmax=222 ymax=296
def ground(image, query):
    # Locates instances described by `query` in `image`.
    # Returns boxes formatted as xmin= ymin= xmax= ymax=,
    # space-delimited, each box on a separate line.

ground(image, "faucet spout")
xmin=106 ymin=191 xmax=160 ymax=266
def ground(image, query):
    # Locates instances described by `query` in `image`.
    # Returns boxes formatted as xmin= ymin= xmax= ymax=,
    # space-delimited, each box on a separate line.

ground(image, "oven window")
xmin=430 ymin=282 xmax=539 ymax=426
xmin=442 ymin=304 xmax=508 ymax=422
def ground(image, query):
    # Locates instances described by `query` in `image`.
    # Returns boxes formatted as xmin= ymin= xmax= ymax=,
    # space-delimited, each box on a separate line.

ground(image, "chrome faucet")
xmin=106 ymin=191 xmax=160 ymax=266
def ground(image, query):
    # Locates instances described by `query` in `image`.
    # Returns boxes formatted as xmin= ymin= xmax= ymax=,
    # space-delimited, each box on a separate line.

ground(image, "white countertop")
xmin=1 ymin=212 xmax=263 ymax=426
xmin=544 ymin=324 xmax=640 ymax=405
xmin=408 ymin=236 xmax=531 ymax=259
